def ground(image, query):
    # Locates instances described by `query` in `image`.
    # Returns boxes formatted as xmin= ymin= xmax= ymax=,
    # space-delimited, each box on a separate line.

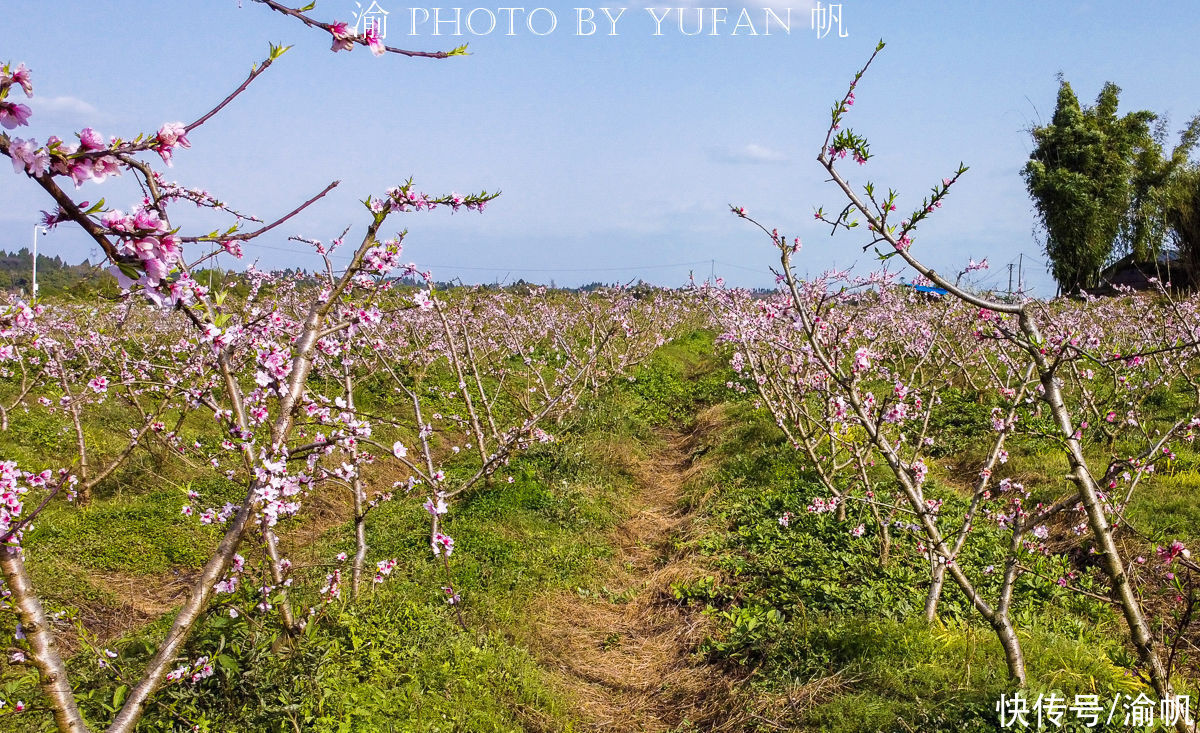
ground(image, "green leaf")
xmin=117 ymin=262 xmax=140 ymax=280
xmin=216 ymin=653 xmax=239 ymax=676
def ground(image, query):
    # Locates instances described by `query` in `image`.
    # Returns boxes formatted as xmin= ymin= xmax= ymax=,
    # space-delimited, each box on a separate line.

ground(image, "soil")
xmin=523 ymin=408 xmax=768 ymax=733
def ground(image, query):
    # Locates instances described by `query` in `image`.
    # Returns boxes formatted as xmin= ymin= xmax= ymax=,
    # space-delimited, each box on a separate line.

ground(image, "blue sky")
xmin=3 ymin=1 xmax=1199 ymax=295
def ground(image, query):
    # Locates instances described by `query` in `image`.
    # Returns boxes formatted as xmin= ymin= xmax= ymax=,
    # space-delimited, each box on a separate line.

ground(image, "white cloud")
xmin=714 ymin=143 xmax=789 ymax=164
xmin=26 ymin=95 xmax=108 ymax=124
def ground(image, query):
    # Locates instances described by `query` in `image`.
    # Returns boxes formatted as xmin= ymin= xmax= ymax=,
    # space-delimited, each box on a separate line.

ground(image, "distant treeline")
xmin=0 ymin=248 xmax=116 ymax=297
xmin=0 ymin=252 xmax=710 ymax=298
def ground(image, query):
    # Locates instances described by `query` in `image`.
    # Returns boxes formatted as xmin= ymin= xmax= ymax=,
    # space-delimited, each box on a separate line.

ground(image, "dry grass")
xmin=522 ymin=406 xmax=796 ymax=732
xmin=58 ymin=464 xmax=383 ymax=648
xmin=49 ymin=568 xmax=196 ymax=652
xmin=53 ymin=421 xmax=494 ymax=649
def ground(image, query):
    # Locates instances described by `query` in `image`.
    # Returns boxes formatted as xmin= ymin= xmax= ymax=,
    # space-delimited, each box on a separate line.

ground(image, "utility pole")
xmin=31 ymin=224 xmax=48 ymax=298
xmin=1007 ymin=263 xmax=1014 ymax=297
xmin=1017 ymin=253 xmax=1024 ymax=294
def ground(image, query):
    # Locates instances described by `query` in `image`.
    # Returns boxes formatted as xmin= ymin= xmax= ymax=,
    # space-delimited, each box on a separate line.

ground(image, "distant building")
xmin=1090 ymin=250 xmax=1192 ymax=295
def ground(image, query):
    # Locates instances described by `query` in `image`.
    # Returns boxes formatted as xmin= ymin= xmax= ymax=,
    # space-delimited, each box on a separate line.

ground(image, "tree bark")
xmin=0 ymin=547 xmax=90 ymax=732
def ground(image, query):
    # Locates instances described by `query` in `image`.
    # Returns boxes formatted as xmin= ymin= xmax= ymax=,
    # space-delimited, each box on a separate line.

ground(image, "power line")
xmin=227 ymin=240 xmax=714 ymax=274
xmin=422 ymin=260 xmax=712 ymax=274
xmin=715 ymin=259 xmax=775 ymax=274
xmin=231 ymin=239 xmax=1057 ymax=285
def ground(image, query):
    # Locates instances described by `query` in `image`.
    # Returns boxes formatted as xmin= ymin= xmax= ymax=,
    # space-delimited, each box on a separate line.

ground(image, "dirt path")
xmin=525 ymin=412 xmax=756 ymax=733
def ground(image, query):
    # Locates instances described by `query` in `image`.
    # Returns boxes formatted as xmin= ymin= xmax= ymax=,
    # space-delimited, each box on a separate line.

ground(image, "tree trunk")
xmin=0 ymin=547 xmax=89 ymax=732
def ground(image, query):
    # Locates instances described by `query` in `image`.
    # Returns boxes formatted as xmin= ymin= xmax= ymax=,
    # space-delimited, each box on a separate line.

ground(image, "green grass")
xmin=622 ymin=329 xmax=731 ymax=428
xmin=99 ymin=449 xmax=631 ymax=729
xmin=1126 ymin=468 xmax=1200 ymax=546
xmin=5 ymin=329 xmax=1199 ymax=732
xmin=28 ymin=491 xmax=218 ymax=576
xmin=0 ymin=334 xmax=724 ymax=732
xmin=678 ymin=400 xmax=1187 ymax=732
xmin=136 ymin=599 xmax=572 ymax=733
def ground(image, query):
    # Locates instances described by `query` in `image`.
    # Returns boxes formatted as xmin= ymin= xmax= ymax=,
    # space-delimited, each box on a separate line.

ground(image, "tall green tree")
xmin=1023 ymin=80 xmax=1155 ymax=293
xmin=1121 ymin=114 xmax=1200 ymax=264
xmin=1168 ymin=163 xmax=1200 ymax=284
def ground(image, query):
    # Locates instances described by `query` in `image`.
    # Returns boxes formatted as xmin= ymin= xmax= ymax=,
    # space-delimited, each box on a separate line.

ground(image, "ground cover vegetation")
xmin=1 ymin=10 xmax=1198 ymax=733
